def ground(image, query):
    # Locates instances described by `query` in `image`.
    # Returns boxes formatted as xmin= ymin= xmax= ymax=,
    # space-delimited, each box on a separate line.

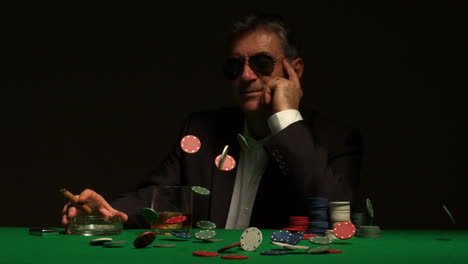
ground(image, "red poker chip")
xmin=214 ymin=155 xmax=236 ymax=171
xmin=303 ymin=234 xmax=318 ymax=240
xmin=134 ymin=231 xmax=156 ymax=248
xmin=217 ymin=242 xmax=241 ymax=252
xmin=166 ymin=215 xmax=187 ymax=224
xmin=192 ymin=251 xmax=219 ymax=257
xmin=328 ymin=249 xmax=343 ymax=253
xmin=180 ymin=135 xmax=201 ymax=154
xmin=333 ymin=221 xmax=356 ymax=240
xmin=282 ymin=227 xmax=307 ymax=232
xmin=221 ymin=255 xmax=249 ymax=260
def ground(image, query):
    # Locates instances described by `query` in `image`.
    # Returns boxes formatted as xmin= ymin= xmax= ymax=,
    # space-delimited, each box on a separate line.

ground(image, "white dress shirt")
xmin=225 ymin=109 xmax=303 ymax=229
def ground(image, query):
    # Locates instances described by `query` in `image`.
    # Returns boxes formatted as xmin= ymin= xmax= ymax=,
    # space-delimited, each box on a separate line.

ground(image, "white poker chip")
xmin=180 ymin=135 xmax=201 ymax=154
xmin=214 ymin=154 xmax=236 ymax=171
xmin=283 ymin=244 xmax=310 ymax=250
xmin=240 ymin=227 xmax=263 ymax=252
xmin=90 ymin=238 xmax=113 ymax=245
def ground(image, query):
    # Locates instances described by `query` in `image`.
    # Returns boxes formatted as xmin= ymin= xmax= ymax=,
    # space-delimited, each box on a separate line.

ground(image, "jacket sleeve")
xmin=264 ymin=119 xmax=363 ymax=208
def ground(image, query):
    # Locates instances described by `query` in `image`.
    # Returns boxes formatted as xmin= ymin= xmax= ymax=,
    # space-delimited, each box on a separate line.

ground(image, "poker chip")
xmin=196 ymin=220 xmax=216 ymax=230
xmin=191 ymin=186 xmax=210 ymax=195
xmin=217 ymin=145 xmax=229 ymax=170
xmin=333 ymin=221 xmax=356 ymax=239
xmin=214 ymin=154 xmax=236 ymax=171
xmin=194 ymin=230 xmax=216 ymax=240
xmin=180 ymin=135 xmax=201 ymax=154
xmin=166 ymin=215 xmax=187 ymax=224
xmin=153 ymin=244 xmax=177 ymax=248
xmin=356 ymin=225 xmax=382 ymax=238
xmin=202 ymin=238 xmax=225 ymax=242
xmin=192 ymin=251 xmax=219 ymax=257
xmin=134 ymin=231 xmax=156 ymax=248
xmin=327 ymin=249 xmax=343 ymax=253
xmin=170 ymin=231 xmax=191 ymax=239
xmin=221 ymin=255 xmax=249 ymax=260
xmin=271 ymin=241 xmax=291 ymax=248
xmin=237 ymin=133 xmax=250 ymax=152
xmin=261 ymin=250 xmax=287 ymax=255
xmin=306 ymin=246 xmax=330 ymax=254
xmin=90 ymin=238 xmax=112 ymax=246
xmin=309 ymin=236 xmax=333 ymax=245
xmin=286 ymin=231 xmax=304 ymax=245
xmin=270 ymin=230 xmax=291 ymax=242
xmin=102 ymin=240 xmax=127 ymax=246
xmin=218 ymin=242 xmax=241 ymax=252
xmin=141 ymin=208 xmax=159 ymax=223
xmin=303 ymin=234 xmax=317 ymax=240
xmin=240 ymin=227 xmax=263 ymax=251
xmin=283 ymin=244 xmax=309 ymax=250
xmin=442 ymin=204 xmax=457 ymax=225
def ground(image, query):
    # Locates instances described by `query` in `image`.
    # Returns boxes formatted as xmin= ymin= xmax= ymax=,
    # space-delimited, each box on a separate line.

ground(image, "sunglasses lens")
xmin=222 ymin=58 xmax=244 ymax=80
xmin=250 ymin=55 xmax=275 ymax=76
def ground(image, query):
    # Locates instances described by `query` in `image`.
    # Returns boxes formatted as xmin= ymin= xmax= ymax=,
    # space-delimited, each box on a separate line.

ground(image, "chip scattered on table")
xmin=261 ymin=250 xmax=287 ymax=255
xmin=218 ymin=242 xmax=241 ymax=252
xmin=153 ymin=244 xmax=177 ymax=248
xmin=306 ymin=246 xmax=330 ymax=254
xmin=221 ymin=255 xmax=249 ymax=259
xmin=333 ymin=221 xmax=356 ymax=239
xmin=309 ymin=236 xmax=333 ymax=245
xmin=192 ymin=251 xmax=219 ymax=257
xmin=90 ymin=238 xmax=112 ymax=246
xmin=170 ymin=231 xmax=191 ymax=239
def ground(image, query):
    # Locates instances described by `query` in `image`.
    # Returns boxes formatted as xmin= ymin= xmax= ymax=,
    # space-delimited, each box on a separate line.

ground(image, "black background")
xmin=1 ymin=1 xmax=466 ymax=229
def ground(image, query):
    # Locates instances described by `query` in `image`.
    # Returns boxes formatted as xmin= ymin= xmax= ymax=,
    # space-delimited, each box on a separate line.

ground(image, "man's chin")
xmin=240 ymin=99 xmax=263 ymax=113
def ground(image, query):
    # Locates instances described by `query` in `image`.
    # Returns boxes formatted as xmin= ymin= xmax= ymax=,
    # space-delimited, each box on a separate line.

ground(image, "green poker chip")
xmin=196 ymin=220 xmax=216 ymax=230
xmin=194 ymin=230 xmax=216 ymax=240
xmin=191 ymin=186 xmax=210 ymax=195
xmin=141 ymin=208 xmax=159 ymax=223
xmin=309 ymin=236 xmax=333 ymax=245
xmin=306 ymin=246 xmax=330 ymax=254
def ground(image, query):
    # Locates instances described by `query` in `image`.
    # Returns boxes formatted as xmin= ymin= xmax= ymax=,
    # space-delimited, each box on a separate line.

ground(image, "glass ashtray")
xmin=70 ymin=215 xmax=123 ymax=236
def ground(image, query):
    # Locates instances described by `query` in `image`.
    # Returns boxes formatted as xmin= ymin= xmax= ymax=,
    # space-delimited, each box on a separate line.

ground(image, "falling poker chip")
xmin=333 ymin=221 xmax=356 ymax=239
xmin=217 ymin=145 xmax=229 ymax=170
xmin=141 ymin=208 xmax=159 ymax=223
xmin=170 ymin=231 xmax=191 ymax=239
xmin=217 ymin=242 xmax=241 ymax=252
xmin=306 ymin=246 xmax=330 ymax=254
xmin=134 ymin=231 xmax=156 ymax=249
xmin=196 ymin=220 xmax=216 ymax=230
xmin=180 ymin=135 xmax=201 ymax=154
xmin=191 ymin=186 xmax=210 ymax=195
xmin=240 ymin=227 xmax=263 ymax=252
xmin=237 ymin=133 xmax=250 ymax=152
xmin=309 ymin=236 xmax=333 ymax=245
xmin=214 ymin=154 xmax=236 ymax=171
xmin=166 ymin=215 xmax=187 ymax=224
xmin=442 ymin=204 xmax=457 ymax=225
xmin=194 ymin=230 xmax=216 ymax=240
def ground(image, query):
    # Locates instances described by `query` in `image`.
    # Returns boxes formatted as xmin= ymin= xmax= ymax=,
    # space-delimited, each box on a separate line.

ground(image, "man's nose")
xmin=240 ymin=63 xmax=257 ymax=81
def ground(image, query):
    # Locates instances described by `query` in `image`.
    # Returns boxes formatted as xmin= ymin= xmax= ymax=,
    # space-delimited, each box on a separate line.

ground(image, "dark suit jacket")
xmin=111 ymin=107 xmax=363 ymax=229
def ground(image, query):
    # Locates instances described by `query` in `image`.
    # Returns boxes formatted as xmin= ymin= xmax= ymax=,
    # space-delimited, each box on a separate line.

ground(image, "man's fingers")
xmin=77 ymin=189 xmax=100 ymax=204
xmin=282 ymin=59 xmax=300 ymax=85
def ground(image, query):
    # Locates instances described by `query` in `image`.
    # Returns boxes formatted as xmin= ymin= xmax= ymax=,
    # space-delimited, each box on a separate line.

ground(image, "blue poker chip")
xmin=270 ymin=230 xmax=292 ymax=242
xmin=170 ymin=231 xmax=191 ymax=239
xmin=261 ymin=250 xmax=287 ymax=255
xmin=286 ymin=231 xmax=304 ymax=245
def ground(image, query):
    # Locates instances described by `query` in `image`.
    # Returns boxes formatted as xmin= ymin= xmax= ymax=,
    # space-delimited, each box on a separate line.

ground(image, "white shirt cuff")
xmin=267 ymin=109 xmax=303 ymax=135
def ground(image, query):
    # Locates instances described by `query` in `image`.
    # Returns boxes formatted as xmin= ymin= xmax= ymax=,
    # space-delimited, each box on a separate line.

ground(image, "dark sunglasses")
xmin=222 ymin=54 xmax=280 ymax=80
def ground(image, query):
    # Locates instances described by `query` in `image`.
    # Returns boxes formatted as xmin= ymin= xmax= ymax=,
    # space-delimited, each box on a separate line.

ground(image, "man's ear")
xmin=291 ymin=58 xmax=304 ymax=79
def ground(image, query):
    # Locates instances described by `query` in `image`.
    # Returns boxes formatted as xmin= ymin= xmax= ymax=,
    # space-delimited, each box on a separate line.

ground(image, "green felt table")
xmin=1 ymin=228 xmax=467 ymax=264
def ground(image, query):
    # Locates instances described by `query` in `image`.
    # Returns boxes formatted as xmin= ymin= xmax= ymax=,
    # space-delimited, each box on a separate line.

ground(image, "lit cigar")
xmin=60 ymin=188 xmax=93 ymax=214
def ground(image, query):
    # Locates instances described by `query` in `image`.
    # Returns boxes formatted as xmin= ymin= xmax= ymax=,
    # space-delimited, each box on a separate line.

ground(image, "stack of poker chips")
xmin=305 ymin=196 xmax=329 ymax=236
xmin=283 ymin=216 xmax=309 ymax=232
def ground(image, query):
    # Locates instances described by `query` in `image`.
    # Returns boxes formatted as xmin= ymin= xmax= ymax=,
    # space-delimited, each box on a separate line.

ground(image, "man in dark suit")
xmin=62 ymin=13 xmax=363 ymax=231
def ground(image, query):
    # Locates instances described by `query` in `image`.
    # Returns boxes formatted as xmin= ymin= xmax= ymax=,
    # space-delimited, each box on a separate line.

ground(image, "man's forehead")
xmin=229 ymin=29 xmax=283 ymax=57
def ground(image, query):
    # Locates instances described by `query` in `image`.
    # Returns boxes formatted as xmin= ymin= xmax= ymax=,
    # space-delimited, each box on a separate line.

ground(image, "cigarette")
xmin=60 ymin=188 xmax=93 ymax=214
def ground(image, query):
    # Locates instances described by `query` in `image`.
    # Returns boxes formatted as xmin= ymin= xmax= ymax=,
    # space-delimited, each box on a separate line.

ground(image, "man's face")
xmin=227 ymin=29 xmax=286 ymax=113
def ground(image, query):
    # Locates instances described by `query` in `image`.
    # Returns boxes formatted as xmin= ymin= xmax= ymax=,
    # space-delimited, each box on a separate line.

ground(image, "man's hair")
xmin=227 ymin=13 xmax=300 ymax=60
